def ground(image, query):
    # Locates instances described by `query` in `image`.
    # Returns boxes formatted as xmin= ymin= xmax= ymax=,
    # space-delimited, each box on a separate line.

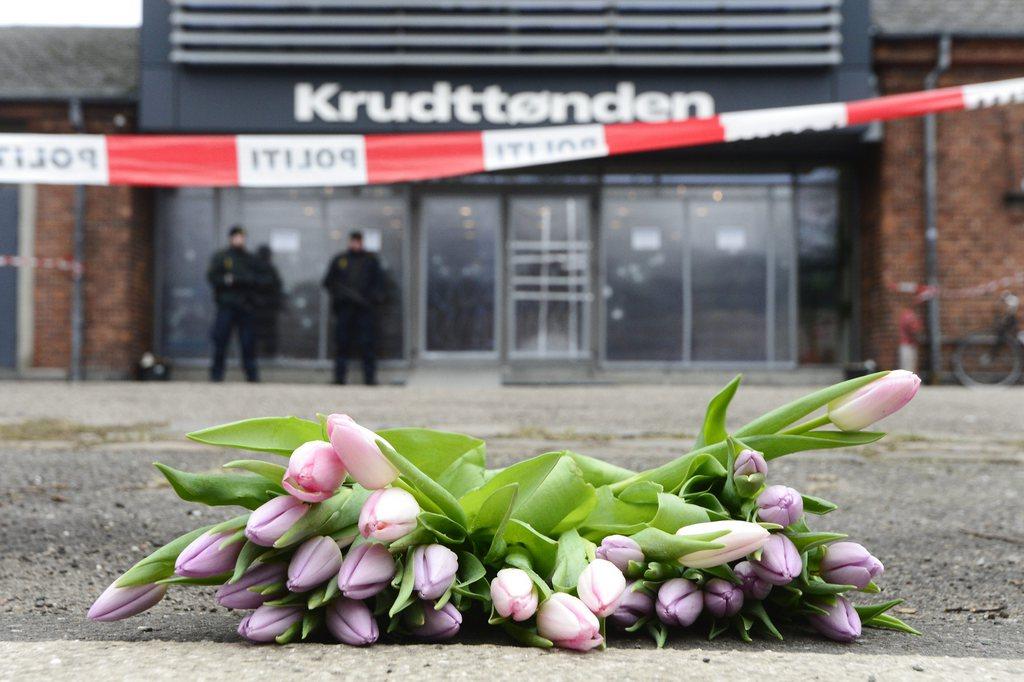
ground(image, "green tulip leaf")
xmin=115 ymin=524 xmax=216 ymax=587
xmin=187 ymin=416 xmax=323 ymax=455
xmin=694 ymin=374 xmax=742 ymax=449
xmin=501 ymin=622 xmax=553 ymax=649
xmin=377 ymin=427 xmax=486 ymax=484
xmin=564 ymin=452 xmax=636 ymax=487
xmin=628 ymin=527 xmax=726 ymax=564
xmin=786 ymin=531 xmax=847 ymax=554
xmin=389 ymin=548 xmax=417 ymax=618
xmin=863 ymin=612 xmax=922 ymax=636
xmin=377 ymin=439 xmax=468 ymax=528
xmin=550 ymin=529 xmax=591 ymax=593
xmin=419 ymin=511 xmax=468 ymax=544
xmin=801 ymin=493 xmax=839 ymax=515
xmin=222 ymin=460 xmax=287 ymax=486
xmin=503 ymin=519 xmax=558 ymax=578
xmin=154 ymin=462 xmax=283 ymax=510
xmin=853 ymin=599 xmax=904 ymax=622
xmin=745 ymin=601 xmax=784 ymax=640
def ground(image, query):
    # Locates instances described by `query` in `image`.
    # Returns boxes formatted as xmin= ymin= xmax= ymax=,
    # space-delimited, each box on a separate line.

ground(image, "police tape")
xmin=0 ymin=254 xmax=83 ymax=274
xmin=888 ymin=271 xmax=1024 ymax=301
xmin=0 ymin=76 xmax=1022 ymax=187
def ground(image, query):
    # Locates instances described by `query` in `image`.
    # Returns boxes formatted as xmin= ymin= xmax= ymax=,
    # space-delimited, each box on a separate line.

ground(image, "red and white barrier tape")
xmin=0 ymin=254 xmax=83 ymax=274
xmin=888 ymin=271 xmax=1024 ymax=301
xmin=0 ymin=77 xmax=1022 ymax=188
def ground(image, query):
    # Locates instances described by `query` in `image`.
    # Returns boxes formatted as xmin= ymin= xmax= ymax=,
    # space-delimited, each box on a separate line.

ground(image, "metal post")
xmin=69 ymin=98 xmax=85 ymax=381
xmin=923 ymin=35 xmax=951 ymax=384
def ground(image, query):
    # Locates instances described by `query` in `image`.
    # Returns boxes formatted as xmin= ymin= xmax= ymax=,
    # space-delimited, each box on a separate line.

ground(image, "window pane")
xmin=423 ymin=196 xmax=499 ymax=353
xmin=772 ymin=185 xmax=796 ymax=363
xmin=602 ymin=190 xmax=684 ymax=361
xmin=158 ymin=188 xmax=216 ymax=359
xmin=689 ymin=186 xmax=769 ymax=362
xmin=797 ymin=169 xmax=842 ymax=364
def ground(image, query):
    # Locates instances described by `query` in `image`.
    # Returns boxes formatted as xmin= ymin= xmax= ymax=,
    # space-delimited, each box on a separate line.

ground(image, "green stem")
xmin=780 ymin=413 xmax=831 ymax=435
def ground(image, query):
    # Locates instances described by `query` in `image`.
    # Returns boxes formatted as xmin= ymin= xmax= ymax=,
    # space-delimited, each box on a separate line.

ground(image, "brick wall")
xmin=866 ymin=39 xmax=1024 ymax=376
xmin=0 ymin=101 xmax=151 ymax=377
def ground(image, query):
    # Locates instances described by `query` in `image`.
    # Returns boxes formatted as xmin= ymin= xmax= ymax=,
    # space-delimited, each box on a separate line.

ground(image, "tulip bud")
xmin=675 ymin=520 xmax=770 ymax=569
xmin=827 ymin=369 xmax=921 ymax=432
xmin=337 ymin=542 xmax=397 ymax=599
xmin=237 ymin=604 xmax=303 ymax=643
xmin=216 ymin=562 xmax=287 ymax=610
xmin=174 ymin=530 xmax=244 ymax=578
xmin=751 ymin=533 xmax=802 ymax=586
xmin=595 ymin=535 xmax=644 ymax=573
xmin=358 ymin=488 xmax=420 ymax=542
xmin=407 ymin=600 xmax=462 ymax=641
xmin=576 ymin=559 xmax=627 ymax=618
xmin=808 ymin=595 xmax=861 ymax=642
xmin=490 ymin=568 xmax=538 ymax=622
xmin=326 ymin=597 xmax=379 ymax=646
xmin=286 ymin=536 xmax=344 ymax=593
xmin=733 ymin=560 xmax=772 ymax=601
xmin=704 ymin=578 xmax=744 ymax=618
xmin=536 ymin=592 xmax=603 ymax=652
xmin=412 ymin=544 xmax=459 ymax=600
xmin=282 ymin=440 xmax=347 ymax=503
xmin=326 ymin=414 xmax=399 ymax=490
xmin=756 ymin=485 xmax=804 ymax=527
xmin=820 ymin=542 xmax=884 ymax=589
xmin=88 ymin=582 xmax=167 ymax=622
xmin=245 ymin=495 xmax=309 ymax=548
xmin=655 ymin=578 xmax=702 ymax=627
xmin=609 ymin=581 xmax=654 ymax=629
xmin=733 ymin=449 xmax=767 ymax=477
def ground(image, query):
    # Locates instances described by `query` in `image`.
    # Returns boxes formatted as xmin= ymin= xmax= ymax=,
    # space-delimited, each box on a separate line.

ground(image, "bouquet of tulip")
xmin=90 ymin=371 xmax=923 ymax=650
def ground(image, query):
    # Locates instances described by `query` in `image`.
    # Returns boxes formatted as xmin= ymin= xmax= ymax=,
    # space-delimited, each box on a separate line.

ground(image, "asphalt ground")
xmin=0 ymin=381 xmax=1022 ymax=679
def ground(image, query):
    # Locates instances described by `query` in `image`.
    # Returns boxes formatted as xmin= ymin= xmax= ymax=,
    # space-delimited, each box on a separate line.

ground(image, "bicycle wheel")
xmin=952 ymin=334 xmax=1024 ymax=386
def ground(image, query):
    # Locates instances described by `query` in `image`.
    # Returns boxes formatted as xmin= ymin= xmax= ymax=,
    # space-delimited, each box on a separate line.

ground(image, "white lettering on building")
xmin=295 ymin=82 xmax=715 ymax=126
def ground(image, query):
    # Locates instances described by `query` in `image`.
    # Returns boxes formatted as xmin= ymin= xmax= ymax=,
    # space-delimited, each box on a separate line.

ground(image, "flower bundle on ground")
xmin=90 ymin=371 xmax=923 ymax=649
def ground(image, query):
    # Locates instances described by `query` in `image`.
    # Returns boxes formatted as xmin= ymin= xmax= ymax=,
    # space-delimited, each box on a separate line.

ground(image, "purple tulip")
xmin=490 ymin=568 xmax=538 ymax=622
xmin=337 ymin=542 xmax=397 ymax=599
xmin=326 ymin=598 xmax=379 ymax=646
xmin=577 ymin=559 xmax=627 ymax=618
xmin=703 ymin=578 xmax=744 ymax=618
xmin=609 ymin=581 xmax=654 ymax=629
xmin=820 ymin=542 xmax=884 ymax=589
xmin=809 ymin=595 xmax=862 ymax=642
xmin=358 ymin=488 xmax=420 ymax=542
xmin=287 ymin=536 xmax=344 ymax=593
xmin=237 ymin=604 xmax=303 ymax=643
xmin=751 ymin=534 xmax=802 ymax=586
xmin=536 ymin=593 xmax=602 ymax=651
xmin=408 ymin=600 xmax=462 ymax=641
xmin=174 ymin=530 xmax=244 ymax=578
xmin=655 ymin=578 xmax=703 ymax=627
xmin=595 ymin=535 xmax=645 ymax=573
xmin=733 ymin=449 xmax=767 ymax=477
xmin=327 ymin=414 xmax=398 ymax=490
xmin=216 ymin=562 xmax=287 ymax=609
xmin=282 ymin=440 xmax=347 ymax=503
xmin=245 ymin=495 xmax=309 ymax=548
xmin=828 ymin=370 xmax=921 ymax=432
xmin=733 ymin=560 xmax=772 ymax=601
xmin=87 ymin=582 xmax=167 ymax=622
xmin=412 ymin=544 xmax=459 ymax=600
xmin=756 ymin=485 xmax=804 ymax=527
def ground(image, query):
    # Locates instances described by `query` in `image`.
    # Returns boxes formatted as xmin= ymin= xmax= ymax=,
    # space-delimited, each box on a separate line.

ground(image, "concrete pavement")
xmin=0 ymin=381 xmax=1022 ymax=679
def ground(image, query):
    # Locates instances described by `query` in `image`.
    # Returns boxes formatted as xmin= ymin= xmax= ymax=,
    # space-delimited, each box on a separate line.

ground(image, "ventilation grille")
xmin=169 ymin=0 xmax=843 ymax=68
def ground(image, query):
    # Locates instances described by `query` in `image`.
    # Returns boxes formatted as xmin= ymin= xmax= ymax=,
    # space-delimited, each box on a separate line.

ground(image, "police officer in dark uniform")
xmin=322 ymin=231 xmax=383 ymax=385
xmin=207 ymin=226 xmax=264 ymax=382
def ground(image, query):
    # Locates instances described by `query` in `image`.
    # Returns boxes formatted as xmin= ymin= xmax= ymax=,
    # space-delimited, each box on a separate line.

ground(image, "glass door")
xmin=420 ymin=196 xmax=501 ymax=357
xmin=507 ymin=196 xmax=591 ymax=359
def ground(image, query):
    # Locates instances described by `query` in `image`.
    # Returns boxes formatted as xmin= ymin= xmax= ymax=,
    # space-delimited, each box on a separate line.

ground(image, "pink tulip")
xmin=286 ymin=536 xmax=344 ymax=593
xmin=820 ymin=542 xmax=884 ymax=589
xmin=828 ymin=370 xmax=921 ymax=431
xmin=326 ymin=598 xmax=379 ymax=646
xmin=537 ymin=593 xmax=603 ymax=652
xmin=174 ymin=530 xmax=244 ymax=578
xmin=756 ymin=485 xmax=804 ymax=527
xmin=237 ymin=604 xmax=303 ymax=643
xmin=412 ymin=544 xmax=459 ymax=600
xmin=337 ymin=542 xmax=397 ymax=599
xmin=282 ymin=440 xmax=346 ymax=503
xmin=408 ymin=600 xmax=462 ymax=641
xmin=245 ymin=495 xmax=309 ymax=547
xmin=490 ymin=568 xmax=538 ymax=622
xmin=576 ymin=559 xmax=626 ymax=618
xmin=88 ymin=582 xmax=167 ymax=622
xmin=358 ymin=488 xmax=420 ymax=542
xmin=675 ymin=520 xmax=770 ymax=569
xmin=326 ymin=414 xmax=398 ymax=490
xmin=595 ymin=535 xmax=644 ymax=573
xmin=809 ymin=595 xmax=862 ymax=642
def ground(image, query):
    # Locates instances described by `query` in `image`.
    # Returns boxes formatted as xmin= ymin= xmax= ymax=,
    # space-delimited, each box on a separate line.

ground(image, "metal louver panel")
xmin=169 ymin=0 xmax=844 ymax=68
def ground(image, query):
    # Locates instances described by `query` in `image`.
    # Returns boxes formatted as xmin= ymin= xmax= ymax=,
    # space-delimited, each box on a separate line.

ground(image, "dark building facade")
xmin=3 ymin=1 xmax=1024 ymax=382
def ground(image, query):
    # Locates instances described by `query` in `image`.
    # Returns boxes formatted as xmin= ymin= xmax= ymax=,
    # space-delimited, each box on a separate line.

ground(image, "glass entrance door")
xmin=508 ymin=196 xmax=591 ymax=359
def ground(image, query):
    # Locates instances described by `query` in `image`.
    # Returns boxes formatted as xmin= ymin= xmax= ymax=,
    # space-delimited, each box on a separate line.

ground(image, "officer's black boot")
xmin=333 ymin=356 xmax=347 ymax=385
xmin=363 ymin=356 xmax=377 ymax=386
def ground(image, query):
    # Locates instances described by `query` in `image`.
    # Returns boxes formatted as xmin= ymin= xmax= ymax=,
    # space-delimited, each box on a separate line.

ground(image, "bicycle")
xmin=952 ymin=291 xmax=1024 ymax=386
